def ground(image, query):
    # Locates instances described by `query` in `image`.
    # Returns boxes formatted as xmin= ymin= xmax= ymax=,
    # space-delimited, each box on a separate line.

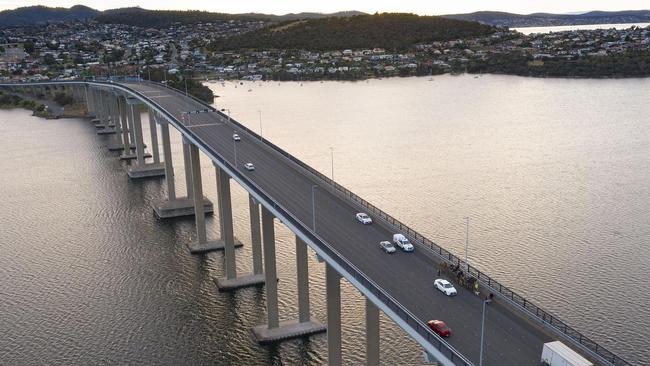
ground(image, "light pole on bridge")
xmin=233 ymin=135 xmax=238 ymax=168
xmin=258 ymin=109 xmax=263 ymax=142
xmin=464 ymin=216 xmax=470 ymax=272
xmin=480 ymin=297 xmax=492 ymax=366
xmin=220 ymin=108 xmax=231 ymax=123
xmin=311 ymin=184 xmax=319 ymax=233
xmin=330 ymin=147 xmax=334 ymax=181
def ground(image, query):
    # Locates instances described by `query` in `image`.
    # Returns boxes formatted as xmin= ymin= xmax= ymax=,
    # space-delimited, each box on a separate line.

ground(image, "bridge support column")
xmin=152 ymin=127 xmax=213 ymax=218
xmin=185 ymin=144 xmax=221 ymax=254
xmin=90 ymin=88 xmax=100 ymax=123
xmin=107 ymin=94 xmax=125 ymax=150
xmin=252 ymin=207 xmax=325 ymax=342
xmin=97 ymin=90 xmax=117 ymax=135
xmin=326 ymin=263 xmax=342 ymax=366
xmin=91 ymin=89 xmax=103 ymax=125
xmin=118 ymin=96 xmax=139 ymax=159
xmin=126 ymin=101 xmax=164 ymax=179
xmin=96 ymin=90 xmax=115 ymax=134
xmin=83 ymin=86 xmax=94 ymax=118
xmin=148 ymin=108 xmax=161 ymax=164
xmin=365 ymin=299 xmax=380 ymax=366
xmin=249 ymin=195 xmax=263 ymax=275
xmin=214 ymin=167 xmax=257 ymax=291
xmin=183 ymin=141 xmax=193 ymax=197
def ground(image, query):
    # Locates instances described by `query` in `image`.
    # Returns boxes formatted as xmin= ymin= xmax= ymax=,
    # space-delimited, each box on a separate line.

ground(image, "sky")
xmin=1 ymin=0 xmax=649 ymax=15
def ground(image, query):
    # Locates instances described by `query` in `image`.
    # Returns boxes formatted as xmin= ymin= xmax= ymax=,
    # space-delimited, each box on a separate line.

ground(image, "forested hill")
xmin=0 ymin=5 xmax=98 ymax=26
xmin=443 ymin=10 xmax=650 ymax=27
xmin=95 ymin=8 xmax=267 ymax=27
xmin=208 ymin=13 xmax=496 ymax=52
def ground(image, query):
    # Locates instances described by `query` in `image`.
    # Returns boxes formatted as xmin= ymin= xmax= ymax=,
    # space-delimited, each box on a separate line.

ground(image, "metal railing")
xmin=0 ymin=79 xmax=631 ymax=366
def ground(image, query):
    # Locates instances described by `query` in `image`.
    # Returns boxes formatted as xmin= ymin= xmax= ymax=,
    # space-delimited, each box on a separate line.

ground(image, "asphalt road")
xmin=125 ymin=82 xmax=554 ymax=365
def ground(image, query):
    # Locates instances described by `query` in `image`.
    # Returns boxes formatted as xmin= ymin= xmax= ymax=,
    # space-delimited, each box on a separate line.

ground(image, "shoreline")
xmin=198 ymin=71 xmax=650 ymax=84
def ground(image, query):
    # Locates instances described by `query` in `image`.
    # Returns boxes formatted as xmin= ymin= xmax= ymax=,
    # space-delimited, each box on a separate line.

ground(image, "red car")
xmin=427 ymin=320 xmax=452 ymax=337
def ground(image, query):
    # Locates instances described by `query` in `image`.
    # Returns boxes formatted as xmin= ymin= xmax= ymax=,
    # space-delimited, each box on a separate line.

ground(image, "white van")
xmin=393 ymin=234 xmax=414 ymax=252
xmin=541 ymin=341 xmax=592 ymax=366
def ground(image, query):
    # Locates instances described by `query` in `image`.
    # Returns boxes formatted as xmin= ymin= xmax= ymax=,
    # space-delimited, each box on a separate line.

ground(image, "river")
xmin=514 ymin=22 xmax=650 ymax=34
xmin=1 ymin=74 xmax=648 ymax=365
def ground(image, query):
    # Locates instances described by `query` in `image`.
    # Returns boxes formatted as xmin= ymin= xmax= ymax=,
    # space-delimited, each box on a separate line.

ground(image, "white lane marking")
xmin=146 ymin=95 xmax=173 ymax=99
xmin=187 ymin=122 xmax=225 ymax=128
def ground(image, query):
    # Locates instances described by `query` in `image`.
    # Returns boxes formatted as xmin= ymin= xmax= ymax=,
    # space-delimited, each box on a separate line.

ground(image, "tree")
xmin=23 ymin=40 xmax=35 ymax=54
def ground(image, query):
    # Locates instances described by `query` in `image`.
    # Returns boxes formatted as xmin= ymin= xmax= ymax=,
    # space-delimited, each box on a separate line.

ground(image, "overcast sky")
xmin=1 ymin=0 xmax=649 ymax=15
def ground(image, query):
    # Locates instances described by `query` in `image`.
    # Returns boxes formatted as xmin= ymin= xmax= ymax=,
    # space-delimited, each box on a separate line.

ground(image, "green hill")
xmin=209 ymin=13 xmax=496 ymax=51
xmin=95 ymin=7 xmax=267 ymax=27
xmin=0 ymin=5 xmax=98 ymax=26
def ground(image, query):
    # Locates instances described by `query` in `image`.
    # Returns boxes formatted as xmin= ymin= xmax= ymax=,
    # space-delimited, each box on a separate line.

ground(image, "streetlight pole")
xmin=184 ymin=72 xmax=188 ymax=96
xmin=464 ymin=216 xmax=470 ymax=271
xmin=330 ymin=147 xmax=334 ymax=181
xmin=259 ymin=109 xmax=263 ymax=142
xmin=233 ymin=137 xmax=238 ymax=167
xmin=479 ymin=298 xmax=491 ymax=366
xmin=311 ymin=184 xmax=318 ymax=232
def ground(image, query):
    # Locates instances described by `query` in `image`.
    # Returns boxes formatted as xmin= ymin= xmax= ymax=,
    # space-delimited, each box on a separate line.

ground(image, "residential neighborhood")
xmin=1 ymin=19 xmax=649 ymax=82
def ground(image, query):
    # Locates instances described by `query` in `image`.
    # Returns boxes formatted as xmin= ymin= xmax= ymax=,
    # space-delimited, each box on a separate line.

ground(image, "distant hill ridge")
xmin=1 ymin=5 xmax=649 ymax=28
xmin=208 ymin=13 xmax=495 ymax=51
xmin=0 ymin=5 xmax=98 ymax=26
xmin=0 ymin=5 xmax=367 ymax=27
xmin=445 ymin=10 xmax=650 ymax=27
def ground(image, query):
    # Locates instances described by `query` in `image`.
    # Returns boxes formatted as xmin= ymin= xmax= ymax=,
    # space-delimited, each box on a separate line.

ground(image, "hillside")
xmin=243 ymin=11 xmax=367 ymax=22
xmin=209 ymin=13 xmax=496 ymax=51
xmin=0 ymin=5 xmax=98 ymax=26
xmin=95 ymin=7 xmax=267 ymax=27
xmin=443 ymin=10 xmax=650 ymax=27
xmin=0 ymin=5 xmax=366 ymax=28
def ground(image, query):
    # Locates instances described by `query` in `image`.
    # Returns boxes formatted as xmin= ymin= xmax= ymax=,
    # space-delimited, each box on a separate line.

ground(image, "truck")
xmin=541 ymin=341 xmax=593 ymax=366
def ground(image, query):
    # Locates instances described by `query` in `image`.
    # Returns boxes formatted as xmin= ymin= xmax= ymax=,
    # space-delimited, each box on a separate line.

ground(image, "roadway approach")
xmin=125 ymin=81 xmax=551 ymax=365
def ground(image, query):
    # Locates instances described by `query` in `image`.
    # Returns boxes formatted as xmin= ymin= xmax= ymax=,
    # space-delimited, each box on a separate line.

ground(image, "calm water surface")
xmin=514 ymin=22 xmax=650 ymax=34
xmin=1 ymin=74 xmax=649 ymax=365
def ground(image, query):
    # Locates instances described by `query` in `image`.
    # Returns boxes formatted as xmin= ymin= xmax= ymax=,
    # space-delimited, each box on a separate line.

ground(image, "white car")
xmin=233 ymin=133 xmax=241 ymax=141
xmin=393 ymin=233 xmax=414 ymax=252
xmin=434 ymin=279 xmax=457 ymax=296
xmin=355 ymin=212 xmax=372 ymax=224
xmin=244 ymin=162 xmax=255 ymax=171
xmin=379 ymin=240 xmax=396 ymax=253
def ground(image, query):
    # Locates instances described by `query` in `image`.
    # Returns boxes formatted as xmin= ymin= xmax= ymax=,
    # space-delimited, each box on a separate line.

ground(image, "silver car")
xmin=379 ymin=240 xmax=396 ymax=253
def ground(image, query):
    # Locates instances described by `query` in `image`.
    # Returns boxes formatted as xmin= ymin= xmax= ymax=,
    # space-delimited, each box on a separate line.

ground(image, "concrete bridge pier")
xmin=214 ymin=167 xmax=259 ymax=291
xmin=84 ymin=85 xmax=95 ymax=118
xmin=365 ymin=299 xmax=380 ymax=366
xmin=326 ymin=263 xmax=343 ymax=366
xmin=252 ymin=208 xmax=326 ymax=342
xmin=152 ymin=129 xmax=213 ymax=218
xmin=185 ymin=143 xmax=225 ymax=253
xmin=97 ymin=90 xmax=117 ymax=135
xmin=249 ymin=195 xmax=264 ymax=276
xmin=95 ymin=90 xmax=114 ymax=134
xmin=125 ymin=100 xmax=164 ymax=179
xmin=118 ymin=96 xmax=136 ymax=159
xmin=89 ymin=88 xmax=100 ymax=123
xmin=107 ymin=93 xmax=125 ymax=150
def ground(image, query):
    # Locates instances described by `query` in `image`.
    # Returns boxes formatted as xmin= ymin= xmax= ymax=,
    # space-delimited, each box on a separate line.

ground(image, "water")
xmin=514 ymin=22 xmax=650 ymax=34
xmin=1 ymin=74 xmax=649 ymax=365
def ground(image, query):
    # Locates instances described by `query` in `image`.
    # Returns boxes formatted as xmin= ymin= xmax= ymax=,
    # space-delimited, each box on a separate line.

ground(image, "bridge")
xmin=0 ymin=80 xmax=632 ymax=366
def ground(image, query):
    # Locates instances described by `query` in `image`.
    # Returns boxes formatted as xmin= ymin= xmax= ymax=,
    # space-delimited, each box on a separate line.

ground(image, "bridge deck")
xmin=126 ymin=81 xmax=555 ymax=365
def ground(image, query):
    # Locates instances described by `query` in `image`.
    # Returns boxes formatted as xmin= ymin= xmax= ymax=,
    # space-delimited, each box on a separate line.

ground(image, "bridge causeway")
xmin=0 ymin=80 xmax=632 ymax=366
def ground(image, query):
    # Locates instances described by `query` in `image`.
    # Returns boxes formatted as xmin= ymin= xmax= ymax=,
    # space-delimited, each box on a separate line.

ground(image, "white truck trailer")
xmin=541 ymin=341 xmax=593 ymax=366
